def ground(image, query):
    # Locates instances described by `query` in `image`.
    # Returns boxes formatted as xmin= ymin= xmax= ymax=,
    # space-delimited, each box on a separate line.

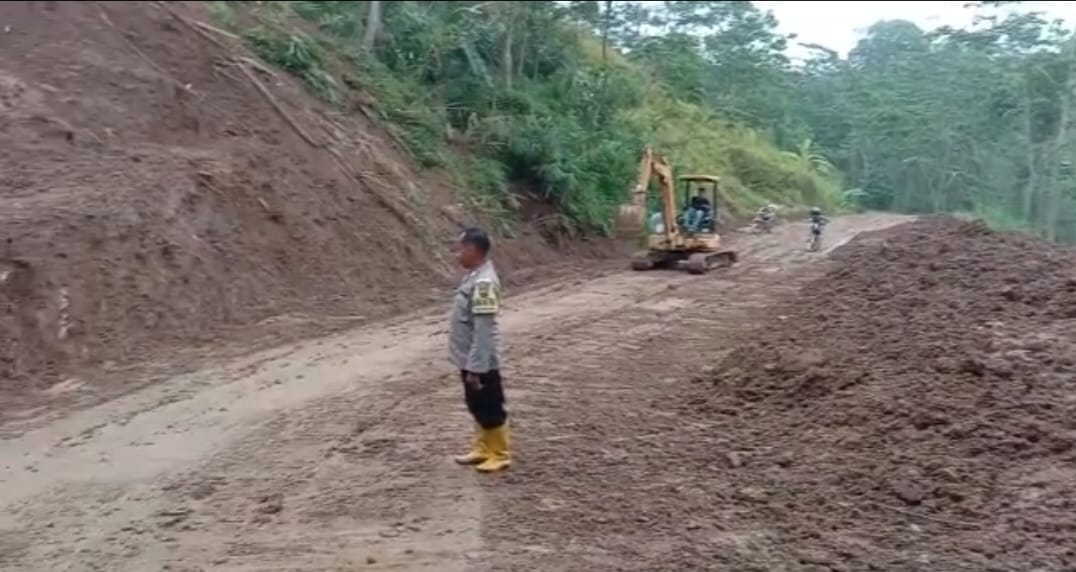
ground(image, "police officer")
xmin=448 ymin=227 xmax=510 ymax=473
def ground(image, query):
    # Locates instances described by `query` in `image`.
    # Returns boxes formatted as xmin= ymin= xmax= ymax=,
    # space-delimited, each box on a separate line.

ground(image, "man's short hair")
xmin=459 ymin=227 xmax=491 ymax=255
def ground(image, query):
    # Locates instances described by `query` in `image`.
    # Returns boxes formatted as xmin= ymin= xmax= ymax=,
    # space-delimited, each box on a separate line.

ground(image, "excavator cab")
xmin=614 ymin=148 xmax=737 ymax=274
xmin=678 ymin=175 xmax=720 ymax=235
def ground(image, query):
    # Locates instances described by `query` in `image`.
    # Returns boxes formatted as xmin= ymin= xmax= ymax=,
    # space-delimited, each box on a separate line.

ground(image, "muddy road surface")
xmin=0 ymin=214 xmax=910 ymax=571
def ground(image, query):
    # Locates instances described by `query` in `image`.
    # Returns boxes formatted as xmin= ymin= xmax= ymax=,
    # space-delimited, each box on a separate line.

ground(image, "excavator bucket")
xmin=614 ymin=147 xmax=660 ymax=241
xmin=613 ymin=203 xmax=646 ymax=240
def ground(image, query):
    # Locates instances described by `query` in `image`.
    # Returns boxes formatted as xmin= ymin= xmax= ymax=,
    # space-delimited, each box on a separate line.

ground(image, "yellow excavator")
xmin=614 ymin=147 xmax=738 ymax=274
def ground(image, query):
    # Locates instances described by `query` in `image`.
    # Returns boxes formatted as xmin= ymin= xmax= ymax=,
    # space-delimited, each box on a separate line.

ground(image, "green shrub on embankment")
xmin=213 ymin=0 xmax=841 ymax=235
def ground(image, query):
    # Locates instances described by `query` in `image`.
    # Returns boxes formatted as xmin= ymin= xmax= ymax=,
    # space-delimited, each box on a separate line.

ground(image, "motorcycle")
xmin=750 ymin=213 xmax=776 ymax=234
xmin=806 ymin=221 xmax=823 ymax=252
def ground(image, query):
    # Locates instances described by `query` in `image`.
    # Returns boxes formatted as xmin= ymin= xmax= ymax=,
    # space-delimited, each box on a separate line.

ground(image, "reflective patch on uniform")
xmin=471 ymin=279 xmax=500 ymax=315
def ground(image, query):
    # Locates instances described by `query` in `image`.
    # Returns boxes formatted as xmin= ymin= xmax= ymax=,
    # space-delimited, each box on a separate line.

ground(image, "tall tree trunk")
xmin=517 ymin=28 xmax=528 ymax=81
xmin=1045 ymin=39 xmax=1076 ymax=241
xmin=1022 ymin=77 xmax=1037 ymax=223
xmin=503 ymin=21 xmax=514 ymax=89
xmin=498 ymin=0 xmax=514 ymax=89
xmin=601 ymin=0 xmax=612 ymax=63
xmin=362 ymin=0 xmax=382 ymax=52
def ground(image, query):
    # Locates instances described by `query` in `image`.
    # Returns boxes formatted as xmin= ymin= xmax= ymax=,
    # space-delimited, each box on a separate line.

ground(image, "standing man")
xmin=448 ymin=227 xmax=511 ymax=473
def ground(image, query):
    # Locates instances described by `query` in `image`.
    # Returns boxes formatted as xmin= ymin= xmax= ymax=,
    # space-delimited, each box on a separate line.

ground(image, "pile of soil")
xmin=691 ymin=217 xmax=1076 ymax=570
xmin=0 ymin=2 xmax=612 ymax=418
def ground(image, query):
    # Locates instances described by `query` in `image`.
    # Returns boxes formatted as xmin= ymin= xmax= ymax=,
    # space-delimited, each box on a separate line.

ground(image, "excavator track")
xmin=632 ymin=249 xmax=738 ymax=274
xmin=684 ymin=250 xmax=738 ymax=274
xmin=630 ymin=250 xmax=670 ymax=271
xmin=630 ymin=251 xmax=655 ymax=271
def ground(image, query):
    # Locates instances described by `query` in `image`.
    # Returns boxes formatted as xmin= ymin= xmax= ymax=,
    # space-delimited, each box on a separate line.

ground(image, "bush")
xmin=244 ymin=26 xmax=340 ymax=104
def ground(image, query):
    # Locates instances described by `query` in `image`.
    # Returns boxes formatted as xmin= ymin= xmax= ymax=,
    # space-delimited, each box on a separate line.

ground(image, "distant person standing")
xmin=448 ymin=227 xmax=511 ymax=473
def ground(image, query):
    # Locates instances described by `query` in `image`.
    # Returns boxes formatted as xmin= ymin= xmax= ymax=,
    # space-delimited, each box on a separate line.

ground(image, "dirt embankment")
xmin=691 ymin=216 xmax=1076 ymax=570
xmin=0 ymin=1 xmax=613 ymax=415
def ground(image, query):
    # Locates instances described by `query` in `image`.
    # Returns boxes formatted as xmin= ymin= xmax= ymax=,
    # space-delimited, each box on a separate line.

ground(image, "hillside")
xmin=0 ymin=1 xmax=611 ymax=409
xmin=0 ymin=1 xmax=836 ymax=408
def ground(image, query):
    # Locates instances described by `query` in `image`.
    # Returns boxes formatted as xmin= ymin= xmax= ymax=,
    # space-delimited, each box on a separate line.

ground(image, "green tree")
xmin=792 ymin=5 xmax=1076 ymax=242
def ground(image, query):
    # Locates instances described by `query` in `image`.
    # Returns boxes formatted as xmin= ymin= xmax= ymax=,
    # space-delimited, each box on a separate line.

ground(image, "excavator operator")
xmin=685 ymin=187 xmax=713 ymax=233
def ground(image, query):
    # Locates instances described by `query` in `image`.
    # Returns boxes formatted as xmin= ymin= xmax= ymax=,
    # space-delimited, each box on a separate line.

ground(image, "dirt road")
xmin=0 ymin=213 xmax=909 ymax=571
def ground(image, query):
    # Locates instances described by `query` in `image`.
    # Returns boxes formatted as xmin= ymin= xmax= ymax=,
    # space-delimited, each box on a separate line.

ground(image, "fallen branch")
xmin=117 ymin=5 xmax=448 ymax=268
xmin=152 ymin=1 xmax=239 ymax=49
xmin=324 ymin=146 xmax=417 ymax=226
xmin=237 ymin=62 xmax=321 ymax=147
xmin=192 ymin=19 xmax=240 ymax=42
xmin=235 ymin=58 xmax=427 ymax=236
xmin=235 ymin=56 xmax=277 ymax=78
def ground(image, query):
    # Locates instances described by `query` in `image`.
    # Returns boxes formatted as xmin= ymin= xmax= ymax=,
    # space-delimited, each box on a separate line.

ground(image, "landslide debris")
xmin=694 ymin=216 xmax=1076 ymax=570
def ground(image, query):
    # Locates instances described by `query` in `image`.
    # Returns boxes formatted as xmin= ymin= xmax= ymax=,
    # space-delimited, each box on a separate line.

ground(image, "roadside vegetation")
xmin=216 ymin=1 xmax=1076 ymax=243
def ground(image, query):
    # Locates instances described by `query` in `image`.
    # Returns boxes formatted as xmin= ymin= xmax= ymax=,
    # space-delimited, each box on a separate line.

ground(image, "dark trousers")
xmin=460 ymin=370 xmax=507 ymax=429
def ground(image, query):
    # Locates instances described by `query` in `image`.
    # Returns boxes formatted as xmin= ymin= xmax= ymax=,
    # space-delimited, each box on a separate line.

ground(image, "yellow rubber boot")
xmin=475 ymin=424 xmax=511 ymax=473
xmin=454 ymin=426 xmax=489 ymax=465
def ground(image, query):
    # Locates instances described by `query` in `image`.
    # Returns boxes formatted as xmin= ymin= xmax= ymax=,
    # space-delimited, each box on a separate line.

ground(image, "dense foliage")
xmin=220 ymin=1 xmax=1076 ymax=243
xmin=798 ymin=9 xmax=1076 ymax=242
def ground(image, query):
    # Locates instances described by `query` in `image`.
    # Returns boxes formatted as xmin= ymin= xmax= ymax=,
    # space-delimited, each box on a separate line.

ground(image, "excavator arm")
xmin=614 ymin=147 xmax=680 ymax=242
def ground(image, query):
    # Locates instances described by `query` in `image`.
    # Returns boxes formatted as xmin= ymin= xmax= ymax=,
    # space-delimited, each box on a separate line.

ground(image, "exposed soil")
xmin=7 ymin=212 xmax=1070 ymax=571
xmin=0 ymin=1 xmax=615 ymax=418
xmin=4 ymin=3 xmax=1074 ymax=571
xmin=679 ymin=216 xmax=1076 ymax=571
xmin=0 ymin=213 xmax=914 ymax=571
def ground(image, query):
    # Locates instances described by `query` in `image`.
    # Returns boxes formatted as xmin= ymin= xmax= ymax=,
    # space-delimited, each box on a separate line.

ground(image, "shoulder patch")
xmin=471 ymin=280 xmax=500 ymax=315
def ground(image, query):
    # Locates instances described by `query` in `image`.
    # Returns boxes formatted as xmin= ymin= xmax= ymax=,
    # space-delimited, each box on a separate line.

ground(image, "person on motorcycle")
xmin=808 ymin=207 xmax=828 ymax=228
xmin=806 ymin=207 xmax=829 ymax=251
xmin=749 ymin=203 xmax=778 ymax=233
xmin=757 ymin=203 xmax=777 ymax=222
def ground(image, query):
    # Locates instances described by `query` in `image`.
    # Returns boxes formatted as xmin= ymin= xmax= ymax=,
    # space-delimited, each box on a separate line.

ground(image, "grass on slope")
xmin=212 ymin=1 xmax=841 ymax=235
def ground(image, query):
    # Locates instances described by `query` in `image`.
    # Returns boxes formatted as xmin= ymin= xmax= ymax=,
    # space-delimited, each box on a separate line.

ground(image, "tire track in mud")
xmin=0 ymin=214 xmax=910 ymax=571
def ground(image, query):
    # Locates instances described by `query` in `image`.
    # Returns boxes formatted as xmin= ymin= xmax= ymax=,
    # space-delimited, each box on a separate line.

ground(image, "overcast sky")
xmin=754 ymin=1 xmax=1076 ymax=58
